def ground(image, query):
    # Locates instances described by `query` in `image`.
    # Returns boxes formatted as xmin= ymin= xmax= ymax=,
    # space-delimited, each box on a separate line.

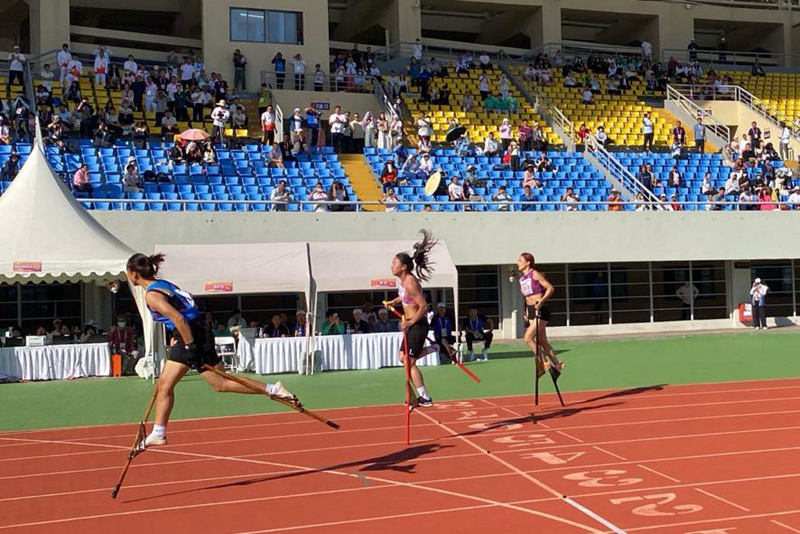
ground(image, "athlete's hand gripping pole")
xmin=202 ymin=365 xmax=340 ymax=429
xmin=111 ymin=381 xmax=159 ymax=499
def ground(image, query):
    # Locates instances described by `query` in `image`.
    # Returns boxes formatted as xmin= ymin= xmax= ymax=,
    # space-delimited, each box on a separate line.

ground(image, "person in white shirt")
xmin=412 ymin=39 xmax=423 ymax=61
xmin=750 ymin=278 xmax=769 ymax=330
xmin=595 ymin=127 xmax=609 ymax=147
xmin=66 ymin=58 xmax=83 ymax=86
xmin=780 ymin=123 xmax=792 ymax=161
xmin=290 ymin=54 xmax=306 ymax=90
xmin=123 ymin=55 xmax=138 ymax=75
xmin=642 ymin=112 xmax=654 ymax=151
xmin=418 ymin=153 xmax=433 ymax=177
xmin=94 ymin=48 xmax=110 ymax=86
xmin=447 ymin=176 xmax=464 ymax=202
xmin=144 ymin=76 xmax=158 ymax=112
xmin=492 ymin=185 xmax=512 ymax=211
xmin=40 ymin=64 xmax=55 ymax=91
xmin=789 ymin=187 xmax=800 ymax=209
xmin=382 ymin=187 xmax=400 ymax=212
xmin=260 ymin=105 xmax=276 ymax=144
xmin=7 ymin=45 xmax=25 ymax=88
xmin=179 ymin=57 xmax=195 ymax=85
xmin=641 ymin=39 xmax=652 ymax=61
xmin=676 ymin=281 xmax=699 ymax=320
xmin=210 ymin=100 xmax=230 ymax=144
xmin=313 ymin=65 xmax=325 ymax=91
xmin=479 ymin=52 xmax=491 ymax=69
xmin=415 ymin=113 xmax=433 ymax=143
xmin=483 ymin=132 xmax=499 ymax=157
xmin=581 ymin=88 xmax=593 ymax=104
xmin=561 ymin=188 xmax=580 ymax=212
xmin=329 ymin=105 xmax=348 ymax=154
xmin=57 ymin=43 xmax=72 ymax=88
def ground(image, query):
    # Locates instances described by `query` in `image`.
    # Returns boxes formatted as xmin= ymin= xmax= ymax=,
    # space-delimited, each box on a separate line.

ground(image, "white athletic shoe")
xmin=144 ymin=433 xmax=167 ymax=447
xmin=272 ymin=381 xmax=297 ymax=402
xmin=481 ymin=349 xmax=489 ymax=361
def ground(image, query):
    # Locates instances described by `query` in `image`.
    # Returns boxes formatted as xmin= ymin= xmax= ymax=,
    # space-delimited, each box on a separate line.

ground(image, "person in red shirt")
xmin=108 ymin=315 xmax=138 ymax=354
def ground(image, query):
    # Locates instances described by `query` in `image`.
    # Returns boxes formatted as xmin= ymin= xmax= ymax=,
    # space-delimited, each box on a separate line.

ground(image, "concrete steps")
xmin=338 ymin=153 xmax=384 ymax=212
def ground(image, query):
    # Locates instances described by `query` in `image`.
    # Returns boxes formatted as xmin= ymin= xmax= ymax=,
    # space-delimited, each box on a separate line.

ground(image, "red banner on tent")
xmin=204 ymin=281 xmax=234 ymax=293
xmin=13 ymin=261 xmax=42 ymax=273
xmin=370 ymin=278 xmax=396 ymax=288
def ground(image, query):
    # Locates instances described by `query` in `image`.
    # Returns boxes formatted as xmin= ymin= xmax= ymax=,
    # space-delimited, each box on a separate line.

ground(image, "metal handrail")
xmin=72 ymin=197 xmax=800 ymax=212
xmin=669 ymin=83 xmax=799 ymax=138
xmin=531 ymin=83 xmax=575 ymax=146
xmin=516 ymin=42 xmax=644 ymax=65
xmin=586 ymin=134 xmax=662 ymax=205
xmin=259 ymin=69 xmax=377 ymax=94
xmin=665 ymin=85 xmax=731 ymax=145
xmin=661 ymin=47 xmax=800 ymax=68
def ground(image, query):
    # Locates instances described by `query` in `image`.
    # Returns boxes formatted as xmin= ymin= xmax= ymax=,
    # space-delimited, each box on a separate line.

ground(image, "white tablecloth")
xmin=0 ymin=343 xmax=111 ymax=381
xmin=239 ymin=332 xmax=440 ymax=375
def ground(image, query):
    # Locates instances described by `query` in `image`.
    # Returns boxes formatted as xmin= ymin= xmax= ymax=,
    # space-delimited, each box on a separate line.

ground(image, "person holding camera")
xmin=750 ymin=278 xmax=769 ymax=330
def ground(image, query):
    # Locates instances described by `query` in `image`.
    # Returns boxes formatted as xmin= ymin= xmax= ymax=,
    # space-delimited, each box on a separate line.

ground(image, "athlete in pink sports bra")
xmin=386 ymin=230 xmax=440 ymax=408
xmin=517 ymin=252 xmax=564 ymax=372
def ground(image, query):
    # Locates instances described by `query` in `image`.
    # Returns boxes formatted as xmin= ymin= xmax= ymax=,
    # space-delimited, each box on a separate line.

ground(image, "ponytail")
xmin=396 ymin=229 xmax=437 ymax=282
xmin=126 ymin=252 xmax=165 ymax=279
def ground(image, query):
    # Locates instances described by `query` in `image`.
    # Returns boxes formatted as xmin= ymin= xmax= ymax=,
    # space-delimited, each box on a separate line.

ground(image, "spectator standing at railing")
xmin=57 ymin=43 xmax=71 ymax=88
xmin=312 ymin=64 xmax=325 ymax=91
xmin=260 ymin=105 xmax=276 ymax=145
xmin=693 ymin=118 xmax=706 ymax=154
xmin=718 ymin=37 xmax=728 ymax=63
xmin=210 ymin=100 xmax=230 ymax=145
xmin=6 ymin=46 xmax=25 ymax=89
xmin=329 ymin=105 xmax=347 ymax=154
xmin=748 ymin=121 xmax=762 ymax=150
xmin=290 ymin=54 xmax=306 ymax=90
xmin=779 ymin=123 xmax=791 ymax=161
xmin=360 ymin=111 xmax=375 ymax=148
xmin=751 ymin=59 xmax=765 ymax=78
xmin=687 ymin=39 xmax=699 ymax=61
xmin=271 ymin=52 xmax=286 ymax=89
xmin=636 ymin=165 xmax=652 ymax=191
xmin=93 ymin=47 xmax=109 ymax=87
xmin=672 ymin=121 xmax=686 ymax=148
xmin=788 ymin=186 xmax=800 ymax=208
xmin=642 ymin=112 xmax=654 ymax=152
xmin=232 ymin=49 xmax=247 ymax=93
xmin=641 ymin=38 xmax=652 ymax=62
xmin=412 ymin=39 xmax=423 ymax=61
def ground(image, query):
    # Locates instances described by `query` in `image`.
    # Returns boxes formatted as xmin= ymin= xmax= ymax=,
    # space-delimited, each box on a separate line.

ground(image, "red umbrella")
xmin=180 ymin=128 xmax=210 ymax=141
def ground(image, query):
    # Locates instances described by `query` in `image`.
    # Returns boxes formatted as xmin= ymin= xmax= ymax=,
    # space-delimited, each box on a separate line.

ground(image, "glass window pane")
xmin=459 ymin=266 xmax=499 ymax=327
xmin=268 ymin=11 xmax=302 ymax=44
xmin=567 ymin=263 xmax=608 ymax=326
xmin=230 ymin=8 xmax=249 ymax=41
xmin=248 ymin=10 xmax=266 ymax=42
xmin=653 ymin=262 xmax=690 ymax=322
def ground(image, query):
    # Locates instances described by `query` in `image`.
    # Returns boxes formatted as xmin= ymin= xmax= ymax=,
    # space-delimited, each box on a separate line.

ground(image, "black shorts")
xmin=526 ymin=304 xmax=551 ymax=323
xmin=404 ymin=320 xmax=429 ymax=359
xmin=168 ymin=320 xmax=221 ymax=372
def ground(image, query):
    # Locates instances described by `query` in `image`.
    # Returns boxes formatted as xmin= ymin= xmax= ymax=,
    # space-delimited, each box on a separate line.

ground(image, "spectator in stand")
xmin=447 ymin=176 xmax=464 ymax=203
xmin=305 ymin=105 xmax=321 ymax=146
xmin=636 ymin=165 xmax=653 ymax=191
xmin=642 ymin=112 xmax=654 ymax=152
xmin=669 ymin=166 xmax=683 ymax=188
xmin=321 ymin=311 xmax=345 ymax=335
xmin=267 ymin=142 xmax=284 ymax=169
xmin=431 ymin=303 xmax=456 ymax=364
xmin=160 ymin=110 xmax=179 ymax=141
xmin=693 ymin=117 xmax=706 ymax=154
xmin=518 ymin=119 xmax=533 ymax=152
xmin=287 ymin=54 xmax=306 ymax=90
xmin=1 ymin=153 xmax=20 ymax=181
xmin=751 ymin=59 xmax=766 ymax=77
xmin=687 ymin=39 xmax=699 ymax=61
xmin=57 ymin=43 xmax=72 ymax=87
xmin=310 ymin=182 xmax=330 ymax=212
xmin=382 ymin=187 xmax=400 ymax=212
xmin=72 ymin=164 xmax=93 ymax=194
xmin=748 ymin=121 xmax=762 ymax=149
xmin=672 ymin=120 xmax=686 ymax=147
xmin=595 ymin=126 xmax=609 ymax=148
xmin=788 ymin=186 xmax=800 ymax=209
xmin=210 ymin=100 xmax=229 ymax=145
xmin=710 ymin=187 xmax=725 ymax=210
xmin=361 ymin=111 xmax=375 ymax=148
xmin=122 ymin=163 xmax=140 ymax=193
xmin=373 ymin=308 xmax=398 ymax=333
xmin=499 ymin=118 xmax=513 ymax=152
xmin=493 ymin=185 xmax=513 ymax=211
xmin=561 ymin=188 xmax=580 ymax=211
xmin=581 ymin=87 xmax=593 ymax=104
xmin=376 ymin=112 xmax=391 ymax=149
xmin=0 ymin=115 xmax=12 ymax=146
xmin=462 ymin=308 xmax=493 ymax=361
xmin=40 ymin=63 xmax=55 ymax=92
xmin=260 ymin=105 xmax=276 ymax=145
xmin=232 ymin=49 xmax=247 ymax=92
xmin=272 ymin=52 xmax=286 ymax=89
xmin=415 ymin=113 xmax=433 ymax=144
xmin=227 ymin=309 xmax=247 ymax=330
xmin=6 ymin=46 xmax=25 ymax=89
xmin=641 ymin=38 xmax=652 ymax=61
xmin=522 ymin=164 xmax=541 ymax=189
xmin=483 ymin=132 xmax=500 ymax=157
xmin=94 ymin=47 xmax=110 ymax=87
xmin=329 ymin=105 xmax=347 ymax=154
xmin=379 ymin=160 xmax=398 ymax=191
xmin=607 ymin=189 xmax=623 ymax=211
xmin=190 ymin=87 xmax=205 ymax=123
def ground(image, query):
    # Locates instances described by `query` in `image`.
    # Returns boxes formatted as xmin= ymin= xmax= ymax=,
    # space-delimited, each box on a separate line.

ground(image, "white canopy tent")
xmin=153 ymin=243 xmax=313 ymax=307
xmin=308 ymin=240 xmax=460 ymax=322
xmin=0 ymin=135 xmax=162 ymax=366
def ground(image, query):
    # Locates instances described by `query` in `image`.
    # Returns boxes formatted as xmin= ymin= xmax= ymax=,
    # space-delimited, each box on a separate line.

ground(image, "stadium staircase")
xmin=338 ymin=153 xmax=384 ymax=211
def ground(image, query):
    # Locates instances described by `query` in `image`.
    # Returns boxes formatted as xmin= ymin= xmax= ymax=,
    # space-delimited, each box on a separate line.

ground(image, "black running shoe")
xmin=417 ymin=396 xmax=433 ymax=408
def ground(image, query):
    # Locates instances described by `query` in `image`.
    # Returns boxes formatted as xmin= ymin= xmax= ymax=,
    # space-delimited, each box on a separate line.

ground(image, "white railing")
xmin=661 ymin=47 xmax=799 ymax=68
xmin=517 ymin=41 xmax=644 ymax=65
xmin=586 ymin=134 xmax=662 ymax=205
xmin=669 ymin=84 xmax=799 ymax=139
xmin=665 ymin=85 xmax=731 ymax=145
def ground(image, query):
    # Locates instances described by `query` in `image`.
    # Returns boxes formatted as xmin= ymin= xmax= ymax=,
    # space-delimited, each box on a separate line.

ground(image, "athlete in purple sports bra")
xmin=517 ymin=252 xmax=564 ymax=372
xmin=385 ymin=230 xmax=439 ymax=408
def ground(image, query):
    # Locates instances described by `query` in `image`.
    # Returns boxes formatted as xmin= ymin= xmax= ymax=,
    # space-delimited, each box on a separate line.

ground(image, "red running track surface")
xmin=3 ymin=378 xmax=800 ymax=533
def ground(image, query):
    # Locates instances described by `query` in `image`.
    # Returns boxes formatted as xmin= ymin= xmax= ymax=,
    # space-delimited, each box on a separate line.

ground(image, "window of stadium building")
xmin=458 ymin=266 xmax=500 ymax=328
xmin=0 ymin=283 xmax=83 ymax=334
xmin=230 ymin=8 xmax=303 ymax=45
xmin=549 ymin=262 xmax=728 ymax=326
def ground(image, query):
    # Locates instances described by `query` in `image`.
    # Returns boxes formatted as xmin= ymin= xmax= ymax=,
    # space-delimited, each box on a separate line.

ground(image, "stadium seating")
xmin=509 ymin=66 xmax=693 ymax=148
xmin=716 ymin=70 xmax=800 ymax=123
xmin=365 ymin=147 xmax=613 ymax=211
xmin=0 ymin=142 xmax=356 ymax=212
xmin=402 ymin=65 xmax=561 ymax=146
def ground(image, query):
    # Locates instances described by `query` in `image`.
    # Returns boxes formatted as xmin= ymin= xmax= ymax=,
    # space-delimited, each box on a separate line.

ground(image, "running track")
xmin=3 ymin=378 xmax=800 ymax=533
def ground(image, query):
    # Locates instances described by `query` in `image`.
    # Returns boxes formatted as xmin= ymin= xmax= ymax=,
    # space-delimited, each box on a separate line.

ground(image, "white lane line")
xmin=772 ymin=520 xmax=800 ymax=533
xmin=593 ymin=446 xmax=627 ymax=461
xmin=637 ymin=464 xmax=680 ymax=483
xmin=694 ymin=488 xmax=751 ymax=512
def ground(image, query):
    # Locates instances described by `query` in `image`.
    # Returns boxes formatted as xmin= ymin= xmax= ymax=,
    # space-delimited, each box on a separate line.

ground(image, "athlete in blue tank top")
xmin=125 ymin=253 xmax=299 ymax=447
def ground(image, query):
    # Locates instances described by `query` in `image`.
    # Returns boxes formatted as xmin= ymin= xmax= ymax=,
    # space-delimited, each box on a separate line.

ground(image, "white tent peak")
xmin=0 ymin=142 xmax=135 ymax=282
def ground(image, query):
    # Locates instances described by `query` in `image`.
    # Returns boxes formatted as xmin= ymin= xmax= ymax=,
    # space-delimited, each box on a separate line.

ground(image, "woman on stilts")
xmin=517 ymin=252 xmax=564 ymax=372
xmin=386 ymin=230 xmax=442 ymax=408
xmin=125 ymin=253 xmax=297 ymax=447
